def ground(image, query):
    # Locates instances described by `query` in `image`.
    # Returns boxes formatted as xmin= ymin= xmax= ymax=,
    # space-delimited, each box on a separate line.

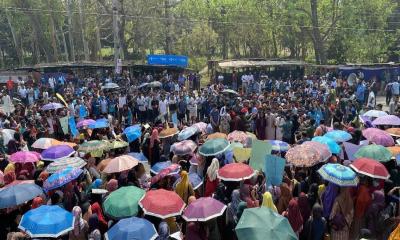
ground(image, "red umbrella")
xmin=217 ymin=163 xmax=255 ymax=181
xmin=350 ymin=158 xmax=390 ymax=180
xmin=139 ymin=189 xmax=185 ymax=218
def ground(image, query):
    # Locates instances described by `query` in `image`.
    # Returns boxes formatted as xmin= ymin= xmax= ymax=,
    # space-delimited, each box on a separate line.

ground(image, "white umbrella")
xmin=101 ymin=82 xmax=120 ymax=89
xmin=363 ymin=110 xmax=388 ymax=118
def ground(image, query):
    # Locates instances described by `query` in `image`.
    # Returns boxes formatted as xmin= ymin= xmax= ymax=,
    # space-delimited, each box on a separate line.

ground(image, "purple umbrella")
xmin=76 ymin=119 xmax=95 ymax=128
xmin=41 ymin=102 xmax=64 ymax=111
xmin=372 ymin=115 xmax=400 ymax=126
xmin=41 ymin=145 xmax=75 ymax=161
xmin=362 ymin=128 xmax=394 ymax=147
xmin=182 ymin=197 xmax=226 ymax=222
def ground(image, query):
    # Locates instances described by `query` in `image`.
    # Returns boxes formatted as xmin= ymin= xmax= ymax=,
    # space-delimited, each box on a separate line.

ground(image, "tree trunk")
xmin=6 ymin=11 xmax=24 ymax=66
xmin=310 ymin=0 xmax=326 ymax=64
xmin=95 ymin=2 xmax=103 ymax=61
xmin=78 ymin=0 xmax=90 ymax=61
xmin=119 ymin=0 xmax=127 ymax=60
xmin=0 ymin=45 xmax=4 ymax=69
xmin=60 ymin=26 xmax=70 ymax=62
xmin=67 ymin=0 xmax=76 ymax=62
xmin=47 ymin=0 xmax=59 ymax=61
xmin=164 ymin=0 xmax=172 ymax=54
xmin=113 ymin=0 xmax=121 ymax=71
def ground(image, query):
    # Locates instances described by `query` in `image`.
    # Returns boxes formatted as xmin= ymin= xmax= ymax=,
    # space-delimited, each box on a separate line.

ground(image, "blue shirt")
xmin=356 ymin=84 xmax=366 ymax=101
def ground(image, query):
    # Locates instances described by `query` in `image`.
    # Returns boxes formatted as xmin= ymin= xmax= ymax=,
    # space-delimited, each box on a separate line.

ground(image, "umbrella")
xmin=32 ymin=138 xmax=59 ymax=149
xmin=103 ymin=155 xmax=139 ymax=174
xmin=235 ymin=207 xmax=297 ymax=240
xmin=41 ymin=145 xmax=75 ymax=161
xmin=318 ymin=163 xmax=359 ymax=187
xmin=9 ymin=151 xmax=41 ymax=163
xmin=105 ymin=217 xmax=158 ymax=240
xmin=76 ymin=119 xmax=96 ymax=128
xmin=101 ymin=82 xmax=120 ymax=89
xmin=54 ymin=141 xmax=77 ymax=148
xmin=222 ymin=89 xmax=239 ymax=95
xmin=372 ymin=115 xmax=400 ymax=126
xmin=79 ymin=140 xmax=109 ymax=153
xmin=350 ymin=158 xmax=390 ymax=180
xmin=149 ymin=81 xmax=162 ymax=88
xmin=217 ymin=163 xmax=255 ymax=181
xmin=324 ymin=130 xmax=352 ymax=142
xmin=103 ymin=186 xmax=145 ymax=219
xmin=0 ymin=183 xmax=43 ymax=209
xmin=302 ymin=141 xmax=332 ymax=161
xmin=312 ymin=136 xmax=341 ymax=154
xmin=124 ymin=125 xmax=142 ymax=142
xmin=43 ymin=167 xmax=83 ymax=191
xmin=182 ymin=197 xmax=226 ymax=222
xmin=170 ymin=140 xmax=197 ymax=156
xmin=178 ymin=127 xmax=198 ymax=141
xmin=159 ymin=128 xmax=179 ymax=139
xmin=139 ymin=189 xmax=186 ymax=218
xmin=46 ymin=157 xmax=86 ymax=174
xmin=199 ymin=138 xmax=230 ymax=157
xmin=89 ymin=118 xmax=109 ymax=129
xmin=362 ymin=128 xmax=394 ymax=147
xmin=192 ymin=122 xmax=207 ymax=133
xmin=363 ymin=110 xmax=388 ymax=118
xmin=387 ymin=146 xmax=400 ymax=157
xmin=41 ymin=102 xmax=64 ymax=111
xmin=354 ymin=145 xmax=392 ymax=162
xmin=150 ymin=161 xmax=181 ymax=175
xmin=18 ymin=205 xmax=74 ymax=238
xmin=285 ymin=144 xmax=326 ymax=167
xmin=138 ymin=83 xmax=149 ymax=88
xmin=246 ymin=132 xmax=257 ymax=140
xmin=173 ymin=173 xmax=203 ymax=190
xmin=2 ymin=129 xmax=15 ymax=145
xmin=107 ymin=140 xmax=129 ymax=149
xmin=267 ymin=140 xmax=290 ymax=152
xmin=227 ymin=131 xmax=248 ymax=144
xmin=127 ymin=152 xmax=148 ymax=162
xmin=207 ymin=132 xmax=228 ymax=140
xmin=386 ymin=128 xmax=400 ymax=137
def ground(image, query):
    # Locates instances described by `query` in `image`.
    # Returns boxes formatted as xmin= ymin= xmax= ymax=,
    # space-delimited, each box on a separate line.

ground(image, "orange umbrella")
xmin=159 ymin=128 xmax=179 ymax=139
xmin=207 ymin=132 xmax=227 ymax=140
xmin=386 ymin=128 xmax=400 ymax=137
xmin=387 ymin=146 xmax=400 ymax=157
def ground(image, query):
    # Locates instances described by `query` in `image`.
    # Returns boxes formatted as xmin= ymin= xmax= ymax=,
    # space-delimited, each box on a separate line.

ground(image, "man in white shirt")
xmin=367 ymin=87 xmax=376 ymax=109
xmin=137 ymin=94 xmax=146 ymax=123
xmin=159 ymin=95 xmax=169 ymax=123
xmin=392 ymin=81 xmax=400 ymax=97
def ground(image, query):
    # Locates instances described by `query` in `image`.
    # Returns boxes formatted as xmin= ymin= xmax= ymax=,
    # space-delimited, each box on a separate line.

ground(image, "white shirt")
xmin=159 ymin=99 xmax=168 ymax=115
xmin=367 ymin=91 xmax=375 ymax=108
xmin=18 ymin=87 xmax=27 ymax=98
xmin=137 ymin=96 xmax=146 ymax=111
xmin=392 ymin=82 xmax=400 ymax=95
xmin=118 ymin=95 xmax=127 ymax=108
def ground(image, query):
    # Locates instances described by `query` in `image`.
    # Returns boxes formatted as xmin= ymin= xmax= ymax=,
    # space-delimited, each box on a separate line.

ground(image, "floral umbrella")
xmin=302 ymin=141 xmax=332 ymax=161
xmin=362 ymin=128 xmax=395 ymax=147
xmin=227 ymin=131 xmax=248 ymax=145
xmin=170 ymin=140 xmax=197 ymax=156
xmin=43 ymin=167 xmax=83 ymax=191
xmin=285 ymin=144 xmax=326 ymax=167
xmin=178 ymin=127 xmax=199 ymax=141
xmin=79 ymin=140 xmax=109 ymax=153
xmin=46 ymin=157 xmax=87 ymax=174
xmin=192 ymin=122 xmax=207 ymax=133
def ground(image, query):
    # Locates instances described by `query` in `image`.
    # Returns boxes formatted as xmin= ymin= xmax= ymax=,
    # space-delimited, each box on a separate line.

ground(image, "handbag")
xmin=330 ymin=203 xmax=348 ymax=231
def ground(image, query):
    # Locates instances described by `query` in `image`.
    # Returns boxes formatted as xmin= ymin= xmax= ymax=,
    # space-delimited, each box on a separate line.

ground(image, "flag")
xmin=233 ymin=147 xmax=252 ymax=163
xmin=69 ymin=117 xmax=79 ymax=138
xmin=249 ymin=139 xmax=272 ymax=171
xmin=265 ymin=154 xmax=285 ymax=186
xmin=59 ymin=116 xmax=69 ymax=134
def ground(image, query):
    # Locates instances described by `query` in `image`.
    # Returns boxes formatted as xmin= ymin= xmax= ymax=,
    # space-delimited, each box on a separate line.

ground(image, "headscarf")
xmin=150 ymin=129 xmax=159 ymax=148
xmin=91 ymin=202 xmax=107 ymax=228
xmin=262 ymin=191 xmax=277 ymax=212
xmin=354 ymin=184 xmax=372 ymax=218
xmin=157 ymin=221 xmax=170 ymax=240
xmin=206 ymin=158 xmax=219 ymax=181
xmin=298 ymin=192 xmax=311 ymax=222
xmin=285 ymin=199 xmax=303 ymax=233
xmin=88 ymin=214 xmax=99 ymax=233
xmin=277 ymin=182 xmax=292 ymax=214
xmin=175 ymin=171 xmax=192 ymax=203
xmin=106 ymin=179 xmax=118 ymax=192
xmin=72 ymin=206 xmax=85 ymax=236
xmin=321 ymin=182 xmax=339 ymax=219
xmin=31 ymin=197 xmax=43 ymax=209
xmin=230 ymin=190 xmax=242 ymax=214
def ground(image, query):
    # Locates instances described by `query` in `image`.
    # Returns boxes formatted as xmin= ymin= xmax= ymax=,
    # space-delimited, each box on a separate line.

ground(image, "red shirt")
xmin=7 ymin=79 xmax=14 ymax=90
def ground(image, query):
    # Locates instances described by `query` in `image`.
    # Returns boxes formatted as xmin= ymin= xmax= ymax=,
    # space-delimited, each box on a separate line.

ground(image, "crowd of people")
xmin=1 ymin=68 xmax=400 ymax=240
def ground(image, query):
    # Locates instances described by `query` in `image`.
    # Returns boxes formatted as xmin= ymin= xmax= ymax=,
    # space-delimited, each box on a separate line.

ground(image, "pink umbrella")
xmin=139 ymin=189 xmax=185 ymax=218
xmin=227 ymin=131 xmax=248 ymax=145
xmin=170 ymin=140 xmax=197 ymax=156
xmin=103 ymin=155 xmax=139 ymax=174
xmin=192 ymin=122 xmax=207 ymax=133
xmin=9 ymin=151 xmax=41 ymax=163
xmin=362 ymin=128 xmax=394 ymax=147
xmin=217 ymin=163 xmax=255 ymax=181
xmin=302 ymin=141 xmax=332 ymax=162
xmin=76 ymin=119 xmax=95 ymax=128
xmin=182 ymin=197 xmax=226 ymax=222
xmin=372 ymin=115 xmax=400 ymax=126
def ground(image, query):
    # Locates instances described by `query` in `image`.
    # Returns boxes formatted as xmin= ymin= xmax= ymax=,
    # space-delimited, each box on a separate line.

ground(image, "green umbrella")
xmin=198 ymin=138 xmax=230 ymax=156
xmin=235 ymin=207 xmax=297 ymax=240
xmin=107 ymin=140 xmax=129 ymax=150
xmin=78 ymin=140 xmax=108 ymax=153
xmin=354 ymin=144 xmax=392 ymax=162
xmin=103 ymin=186 xmax=145 ymax=219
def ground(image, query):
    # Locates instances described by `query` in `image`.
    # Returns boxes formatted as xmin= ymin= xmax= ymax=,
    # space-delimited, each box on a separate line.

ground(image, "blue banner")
xmin=69 ymin=117 xmax=79 ymax=138
xmin=147 ymin=54 xmax=188 ymax=67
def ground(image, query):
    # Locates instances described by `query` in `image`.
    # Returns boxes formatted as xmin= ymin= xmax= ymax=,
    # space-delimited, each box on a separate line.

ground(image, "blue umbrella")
xmin=267 ymin=140 xmax=290 ymax=152
xmin=18 ymin=205 xmax=74 ymax=238
xmin=89 ymin=118 xmax=109 ymax=129
xmin=312 ymin=136 xmax=341 ymax=154
xmin=105 ymin=217 xmax=158 ymax=240
xmin=124 ymin=125 xmax=142 ymax=143
xmin=317 ymin=163 xmax=359 ymax=187
xmin=128 ymin=152 xmax=148 ymax=162
xmin=324 ymin=130 xmax=352 ymax=142
xmin=43 ymin=166 xmax=83 ymax=191
xmin=173 ymin=172 xmax=203 ymax=190
xmin=150 ymin=161 xmax=180 ymax=175
xmin=0 ymin=183 xmax=44 ymax=209
xmin=178 ymin=126 xmax=198 ymax=141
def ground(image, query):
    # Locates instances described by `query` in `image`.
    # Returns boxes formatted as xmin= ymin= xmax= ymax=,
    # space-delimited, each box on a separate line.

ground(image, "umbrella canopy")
xmin=182 ymin=197 xmax=226 ymax=222
xmin=107 ymin=140 xmax=129 ymax=150
xmin=103 ymin=186 xmax=145 ymax=219
xmin=217 ymin=163 xmax=255 ymax=181
xmin=354 ymin=144 xmax=392 ymax=162
xmin=198 ymin=138 xmax=230 ymax=156
xmin=159 ymin=128 xmax=179 ymax=139
xmin=76 ymin=119 xmax=96 ymax=128
xmin=372 ymin=115 xmax=400 ymax=126
xmin=387 ymin=146 xmax=400 ymax=157
xmin=46 ymin=157 xmax=86 ymax=174
xmin=207 ymin=132 xmax=228 ymax=140
xmin=105 ymin=217 xmax=158 ymax=240
xmin=139 ymin=189 xmax=185 ymax=218
xmin=0 ymin=183 xmax=43 ymax=209
xmin=227 ymin=131 xmax=248 ymax=145
xmin=127 ymin=152 xmax=148 ymax=162
xmin=302 ymin=141 xmax=332 ymax=161
xmin=362 ymin=128 xmax=395 ymax=147
xmin=363 ymin=110 xmax=388 ymax=118
xmin=235 ymin=207 xmax=297 ymax=240
xmin=178 ymin=127 xmax=198 ymax=141
xmin=318 ymin=163 xmax=359 ymax=187
xmin=350 ymin=158 xmax=390 ymax=180
xmin=79 ymin=140 xmax=109 ymax=153
xmin=170 ymin=140 xmax=197 ymax=156
xmin=41 ymin=102 xmax=64 ymax=111
xmin=103 ymin=155 xmax=139 ymax=174
xmin=43 ymin=167 xmax=83 ymax=191
xmin=386 ymin=128 xmax=400 ymax=137
xmin=150 ymin=161 xmax=181 ymax=175
xmin=324 ymin=130 xmax=352 ymax=142
xmin=312 ymin=136 xmax=341 ymax=154
xmin=9 ymin=151 xmax=41 ymax=163
xmin=89 ymin=118 xmax=109 ymax=129
xmin=173 ymin=172 xmax=203 ymax=190
xmin=285 ymin=144 xmax=326 ymax=167
xmin=41 ymin=145 xmax=75 ymax=161
xmin=18 ymin=205 xmax=73 ymax=238
xmin=101 ymin=82 xmax=120 ymax=89
xmin=149 ymin=81 xmax=162 ymax=88
xmin=267 ymin=140 xmax=290 ymax=152
xmin=32 ymin=138 xmax=59 ymax=149
xmin=124 ymin=125 xmax=142 ymax=142
xmin=192 ymin=122 xmax=207 ymax=133
xmin=222 ymin=89 xmax=239 ymax=95
xmin=55 ymin=141 xmax=77 ymax=148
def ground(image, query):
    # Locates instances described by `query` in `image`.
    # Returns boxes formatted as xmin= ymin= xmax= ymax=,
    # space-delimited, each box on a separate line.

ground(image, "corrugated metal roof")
xmin=217 ymin=59 xmax=307 ymax=68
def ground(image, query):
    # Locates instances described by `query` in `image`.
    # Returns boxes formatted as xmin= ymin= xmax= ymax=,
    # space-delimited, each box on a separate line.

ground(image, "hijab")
xmin=157 ymin=221 xmax=170 ymax=240
xmin=261 ymin=191 xmax=277 ymax=212
xmin=321 ymin=182 xmax=339 ymax=219
xmin=207 ymin=158 xmax=219 ymax=181
xmin=335 ymin=187 xmax=354 ymax=223
xmin=91 ymin=202 xmax=107 ymax=227
xmin=106 ymin=179 xmax=118 ymax=192
xmin=285 ymin=198 xmax=304 ymax=232
xmin=298 ymin=192 xmax=311 ymax=222
xmin=175 ymin=171 xmax=192 ymax=203
xmin=150 ymin=129 xmax=159 ymax=148
xmin=73 ymin=206 xmax=85 ymax=236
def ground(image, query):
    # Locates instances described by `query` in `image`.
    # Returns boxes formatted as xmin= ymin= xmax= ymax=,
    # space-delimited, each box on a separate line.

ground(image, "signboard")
xmin=147 ymin=54 xmax=188 ymax=68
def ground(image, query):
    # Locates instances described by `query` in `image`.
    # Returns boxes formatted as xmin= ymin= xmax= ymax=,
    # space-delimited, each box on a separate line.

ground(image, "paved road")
xmin=376 ymin=95 xmax=389 ymax=111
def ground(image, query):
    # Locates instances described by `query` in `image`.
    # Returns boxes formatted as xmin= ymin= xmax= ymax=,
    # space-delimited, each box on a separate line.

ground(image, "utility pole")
xmin=112 ymin=0 xmax=120 ymax=73
xmin=67 ymin=0 xmax=75 ymax=62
